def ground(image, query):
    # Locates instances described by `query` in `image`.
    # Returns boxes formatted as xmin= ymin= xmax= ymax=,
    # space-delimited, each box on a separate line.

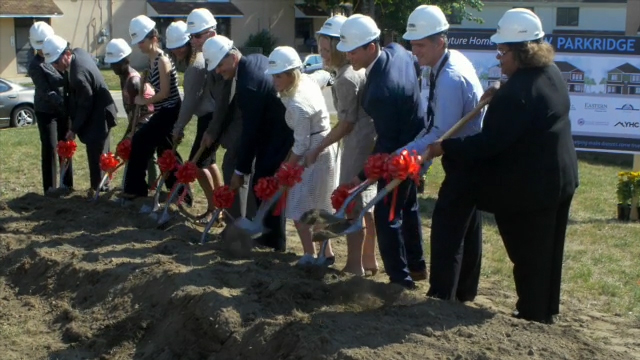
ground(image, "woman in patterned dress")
xmin=267 ymin=46 xmax=340 ymax=266
xmin=305 ymin=16 xmax=379 ymax=276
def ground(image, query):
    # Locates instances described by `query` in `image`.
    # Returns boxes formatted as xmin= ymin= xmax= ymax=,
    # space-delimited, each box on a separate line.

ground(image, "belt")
xmin=310 ymin=128 xmax=329 ymax=136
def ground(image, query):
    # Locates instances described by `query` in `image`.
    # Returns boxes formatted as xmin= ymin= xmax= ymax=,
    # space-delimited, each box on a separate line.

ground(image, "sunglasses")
xmin=190 ymin=30 xmax=212 ymax=40
xmin=497 ymin=48 xmax=511 ymax=57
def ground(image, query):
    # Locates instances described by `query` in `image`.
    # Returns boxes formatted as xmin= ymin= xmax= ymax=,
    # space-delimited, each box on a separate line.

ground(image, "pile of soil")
xmin=0 ymin=192 xmax=639 ymax=360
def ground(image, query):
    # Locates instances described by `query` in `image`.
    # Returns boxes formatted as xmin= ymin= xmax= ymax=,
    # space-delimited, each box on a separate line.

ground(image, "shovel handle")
xmin=356 ymin=178 xmax=402 ymax=221
xmin=190 ymin=145 xmax=206 ymax=164
xmin=336 ymin=178 xmax=374 ymax=216
xmin=437 ymin=99 xmax=489 ymax=143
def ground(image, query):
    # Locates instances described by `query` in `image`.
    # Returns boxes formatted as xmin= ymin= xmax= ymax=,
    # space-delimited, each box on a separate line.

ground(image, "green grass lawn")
xmin=1 ymin=122 xmax=640 ymax=320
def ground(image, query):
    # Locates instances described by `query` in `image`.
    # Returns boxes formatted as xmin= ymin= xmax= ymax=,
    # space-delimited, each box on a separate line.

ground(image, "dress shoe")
xmin=511 ymin=310 xmax=554 ymax=324
xmin=410 ymin=269 xmax=428 ymax=281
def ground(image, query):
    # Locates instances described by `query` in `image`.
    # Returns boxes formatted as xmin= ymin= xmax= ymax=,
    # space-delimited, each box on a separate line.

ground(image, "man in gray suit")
xmin=43 ymin=35 xmax=117 ymax=197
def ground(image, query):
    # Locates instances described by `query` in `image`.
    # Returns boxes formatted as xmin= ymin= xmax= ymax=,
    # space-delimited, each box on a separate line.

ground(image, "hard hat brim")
xmin=336 ymin=41 xmax=358 ymax=53
xmin=316 ymin=30 xmax=339 ymax=38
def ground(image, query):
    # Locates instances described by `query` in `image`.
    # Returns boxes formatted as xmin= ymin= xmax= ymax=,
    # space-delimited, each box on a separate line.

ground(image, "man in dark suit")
xmin=43 ymin=35 xmax=117 ymax=197
xmin=201 ymin=36 xmax=293 ymax=251
xmin=201 ymin=69 xmax=257 ymax=221
xmin=427 ymin=8 xmax=579 ymax=323
xmin=337 ymin=15 xmax=426 ymax=289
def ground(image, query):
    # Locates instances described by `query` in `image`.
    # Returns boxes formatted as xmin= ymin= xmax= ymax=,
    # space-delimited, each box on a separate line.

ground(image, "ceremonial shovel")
xmin=140 ymin=141 xmax=179 ymax=215
xmin=155 ymin=146 xmax=205 ymax=228
xmin=313 ymin=99 xmax=490 ymax=240
xmin=230 ymin=159 xmax=305 ymax=240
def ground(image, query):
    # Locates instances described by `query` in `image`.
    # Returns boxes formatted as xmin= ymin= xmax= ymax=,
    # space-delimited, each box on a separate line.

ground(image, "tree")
xmin=306 ymin=0 xmax=485 ymax=38
xmin=583 ymin=76 xmax=596 ymax=93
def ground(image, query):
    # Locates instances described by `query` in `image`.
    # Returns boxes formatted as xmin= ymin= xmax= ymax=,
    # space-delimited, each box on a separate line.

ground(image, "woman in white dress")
xmin=267 ymin=46 xmax=340 ymax=266
xmin=305 ymin=16 xmax=379 ymax=276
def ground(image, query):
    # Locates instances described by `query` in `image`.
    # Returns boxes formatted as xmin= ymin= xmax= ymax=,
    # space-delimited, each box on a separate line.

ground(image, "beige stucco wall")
xmin=626 ymin=0 xmax=640 ymax=35
xmin=0 ymin=18 xmax=18 ymax=79
xmin=230 ymin=0 xmax=296 ymax=49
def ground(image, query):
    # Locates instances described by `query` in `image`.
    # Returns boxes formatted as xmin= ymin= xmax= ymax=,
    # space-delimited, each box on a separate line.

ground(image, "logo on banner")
xmin=577 ymin=118 xmax=608 ymax=127
xmin=570 ymin=104 xmax=576 ymax=111
xmin=614 ymin=121 xmax=640 ymax=128
xmin=585 ymin=103 xmax=608 ymax=112
xmin=615 ymin=104 xmax=640 ymax=112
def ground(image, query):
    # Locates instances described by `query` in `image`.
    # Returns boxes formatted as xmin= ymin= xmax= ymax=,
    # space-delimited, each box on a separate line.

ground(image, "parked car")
xmin=0 ymin=78 xmax=36 ymax=128
xmin=301 ymin=53 xmax=324 ymax=74
xmin=299 ymin=53 xmax=335 ymax=87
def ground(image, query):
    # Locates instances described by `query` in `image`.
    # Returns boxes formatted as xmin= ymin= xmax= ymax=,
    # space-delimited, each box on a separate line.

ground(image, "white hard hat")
xmin=165 ymin=21 xmax=190 ymax=50
xmin=403 ymin=5 xmax=450 ymax=41
xmin=29 ymin=21 xmax=54 ymax=50
xmin=336 ymin=14 xmax=381 ymax=52
xmin=187 ymin=8 xmax=217 ymax=34
xmin=42 ymin=35 xmax=68 ymax=63
xmin=316 ymin=15 xmax=347 ymax=38
xmin=203 ymin=35 xmax=234 ymax=71
xmin=490 ymin=8 xmax=545 ymax=44
xmin=104 ymin=38 xmax=132 ymax=64
xmin=265 ymin=46 xmax=302 ymax=75
xmin=129 ymin=15 xmax=156 ymax=45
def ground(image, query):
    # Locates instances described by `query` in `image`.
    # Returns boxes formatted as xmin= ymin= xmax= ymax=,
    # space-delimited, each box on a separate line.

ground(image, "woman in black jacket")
xmin=427 ymin=8 xmax=579 ymax=323
xmin=27 ymin=21 xmax=72 ymax=194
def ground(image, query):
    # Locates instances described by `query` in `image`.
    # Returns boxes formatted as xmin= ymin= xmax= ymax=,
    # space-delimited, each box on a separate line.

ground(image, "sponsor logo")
xmin=576 ymin=118 xmax=608 ymax=127
xmin=570 ymin=104 xmax=576 ymax=110
xmin=615 ymin=104 xmax=640 ymax=112
xmin=585 ymin=103 xmax=608 ymax=112
xmin=614 ymin=121 xmax=640 ymax=128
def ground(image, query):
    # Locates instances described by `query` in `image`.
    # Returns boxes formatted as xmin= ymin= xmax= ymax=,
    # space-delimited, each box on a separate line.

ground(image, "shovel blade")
xmin=299 ymin=209 xmax=346 ymax=226
xmin=232 ymin=216 xmax=265 ymax=239
xmin=157 ymin=212 xmax=172 ymax=227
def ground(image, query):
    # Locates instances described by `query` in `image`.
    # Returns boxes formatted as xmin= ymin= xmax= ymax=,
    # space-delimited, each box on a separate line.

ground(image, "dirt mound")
xmin=1 ymin=193 xmax=639 ymax=360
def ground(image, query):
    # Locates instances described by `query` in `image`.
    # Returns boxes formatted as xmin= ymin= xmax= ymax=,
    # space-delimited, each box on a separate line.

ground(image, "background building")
xmin=0 ymin=0 xmax=330 ymax=81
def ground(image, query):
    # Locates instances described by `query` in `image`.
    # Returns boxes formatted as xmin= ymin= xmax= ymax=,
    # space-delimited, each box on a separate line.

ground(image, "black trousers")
xmin=189 ymin=113 xmax=217 ymax=168
xmin=427 ymin=158 xmax=482 ymax=301
xmin=374 ymin=178 xmax=425 ymax=285
xmin=124 ymin=105 xmax=183 ymax=197
xmin=494 ymin=194 xmax=573 ymax=322
xmin=221 ymin=144 xmax=257 ymax=220
xmin=36 ymin=112 xmax=73 ymax=193
xmin=85 ymin=132 xmax=111 ymax=190
xmin=252 ymin=157 xmax=288 ymax=252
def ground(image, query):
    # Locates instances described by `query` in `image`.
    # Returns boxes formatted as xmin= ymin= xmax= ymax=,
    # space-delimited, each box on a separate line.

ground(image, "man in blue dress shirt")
xmin=400 ymin=5 xmax=486 ymax=301
xmin=337 ymin=14 xmax=426 ymax=289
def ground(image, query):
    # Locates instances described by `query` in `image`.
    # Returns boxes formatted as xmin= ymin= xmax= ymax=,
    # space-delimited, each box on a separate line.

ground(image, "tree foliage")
xmin=305 ymin=0 xmax=485 ymax=38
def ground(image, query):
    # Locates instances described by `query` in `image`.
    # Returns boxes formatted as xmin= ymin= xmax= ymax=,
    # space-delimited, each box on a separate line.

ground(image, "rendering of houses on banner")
xmin=555 ymin=61 xmax=586 ymax=93
xmin=606 ymin=63 xmax=640 ymax=95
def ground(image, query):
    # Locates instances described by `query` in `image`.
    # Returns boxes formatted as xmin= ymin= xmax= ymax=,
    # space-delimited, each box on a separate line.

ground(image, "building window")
xmin=574 ymin=84 xmax=582 ymax=92
xmin=631 ymin=75 xmax=640 ymax=83
xmin=571 ymin=72 xmax=583 ymax=81
xmin=556 ymin=7 xmax=579 ymax=26
xmin=610 ymin=74 xmax=620 ymax=81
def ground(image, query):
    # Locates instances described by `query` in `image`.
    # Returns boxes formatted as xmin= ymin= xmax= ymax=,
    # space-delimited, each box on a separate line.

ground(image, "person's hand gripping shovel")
xmin=313 ymin=98 xmax=490 ymax=240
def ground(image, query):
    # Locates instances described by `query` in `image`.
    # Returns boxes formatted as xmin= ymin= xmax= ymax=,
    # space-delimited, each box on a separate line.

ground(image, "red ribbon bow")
xmin=275 ymin=162 xmax=304 ymax=187
xmin=175 ymin=162 xmax=198 ymax=184
xmin=254 ymin=176 xmax=279 ymax=201
xmin=213 ymin=185 xmax=236 ymax=209
xmin=99 ymin=152 xmax=121 ymax=177
xmin=364 ymin=153 xmax=390 ymax=180
xmin=273 ymin=162 xmax=305 ymax=215
xmin=331 ymin=184 xmax=357 ymax=215
xmin=116 ymin=139 xmax=132 ymax=162
xmin=385 ymin=150 xmax=423 ymax=222
xmin=56 ymin=140 xmax=77 ymax=160
xmin=157 ymin=150 xmax=178 ymax=174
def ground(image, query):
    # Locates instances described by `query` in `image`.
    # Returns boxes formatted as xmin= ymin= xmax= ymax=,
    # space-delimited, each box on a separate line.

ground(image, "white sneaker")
xmin=296 ymin=254 xmax=316 ymax=266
